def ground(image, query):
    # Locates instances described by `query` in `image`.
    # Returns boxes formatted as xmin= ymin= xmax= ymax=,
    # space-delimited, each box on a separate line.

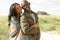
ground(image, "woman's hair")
xmin=8 ymin=3 xmax=20 ymax=26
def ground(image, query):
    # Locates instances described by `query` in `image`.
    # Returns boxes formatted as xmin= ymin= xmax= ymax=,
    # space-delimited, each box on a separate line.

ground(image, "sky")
xmin=0 ymin=0 xmax=60 ymax=16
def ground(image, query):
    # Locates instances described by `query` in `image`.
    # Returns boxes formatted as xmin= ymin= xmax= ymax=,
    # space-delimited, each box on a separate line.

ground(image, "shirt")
xmin=29 ymin=13 xmax=36 ymax=23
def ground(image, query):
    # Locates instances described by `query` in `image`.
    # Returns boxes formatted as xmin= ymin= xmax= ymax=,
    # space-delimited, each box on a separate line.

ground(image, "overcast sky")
xmin=0 ymin=0 xmax=60 ymax=16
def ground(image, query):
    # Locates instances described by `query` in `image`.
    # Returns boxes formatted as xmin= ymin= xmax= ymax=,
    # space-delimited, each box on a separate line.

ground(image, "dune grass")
xmin=0 ymin=15 xmax=60 ymax=40
xmin=0 ymin=16 xmax=9 ymax=40
xmin=38 ymin=15 xmax=60 ymax=33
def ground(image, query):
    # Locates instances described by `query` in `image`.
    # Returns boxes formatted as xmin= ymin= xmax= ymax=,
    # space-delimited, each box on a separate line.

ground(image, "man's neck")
xmin=25 ymin=10 xmax=32 ymax=14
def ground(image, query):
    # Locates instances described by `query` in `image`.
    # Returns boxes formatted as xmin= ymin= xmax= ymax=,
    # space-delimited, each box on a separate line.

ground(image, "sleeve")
xmin=36 ymin=14 xmax=39 ymax=23
xmin=20 ymin=16 xmax=32 ymax=34
xmin=10 ymin=17 xmax=20 ymax=37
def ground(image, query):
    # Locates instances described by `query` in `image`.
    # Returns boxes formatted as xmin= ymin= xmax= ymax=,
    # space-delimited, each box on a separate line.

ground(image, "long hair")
xmin=8 ymin=3 xmax=20 ymax=26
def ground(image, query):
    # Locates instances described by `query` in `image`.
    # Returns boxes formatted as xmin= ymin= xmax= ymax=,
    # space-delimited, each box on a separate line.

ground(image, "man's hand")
xmin=31 ymin=23 xmax=39 ymax=28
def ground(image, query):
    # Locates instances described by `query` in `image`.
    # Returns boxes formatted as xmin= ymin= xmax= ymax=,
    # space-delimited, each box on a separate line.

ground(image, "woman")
xmin=8 ymin=3 xmax=22 ymax=40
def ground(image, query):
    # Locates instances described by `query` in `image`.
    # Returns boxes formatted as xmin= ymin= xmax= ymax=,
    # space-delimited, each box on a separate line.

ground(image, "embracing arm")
xmin=20 ymin=16 xmax=31 ymax=34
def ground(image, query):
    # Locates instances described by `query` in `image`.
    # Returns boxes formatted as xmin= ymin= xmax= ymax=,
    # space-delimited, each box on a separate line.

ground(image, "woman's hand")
xmin=31 ymin=23 xmax=39 ymax=28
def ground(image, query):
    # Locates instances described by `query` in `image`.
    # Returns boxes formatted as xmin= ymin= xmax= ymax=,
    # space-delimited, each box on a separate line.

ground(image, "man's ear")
xmin=29 ymin=3 xmax=30 ymax=5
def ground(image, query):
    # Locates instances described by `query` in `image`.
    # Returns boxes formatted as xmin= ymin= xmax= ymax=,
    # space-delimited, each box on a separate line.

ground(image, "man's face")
xmin=23 ymin=3 xmax=30 ymax=11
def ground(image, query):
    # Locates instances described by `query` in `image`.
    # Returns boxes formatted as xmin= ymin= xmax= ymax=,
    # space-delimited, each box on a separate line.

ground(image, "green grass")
xmin=0 ymin=15 xmax=60 ymax=40
xmin=0 ymin=16 xmax=9 ymax=40
xmin=38 ymin=15 xmax=60 ymax=32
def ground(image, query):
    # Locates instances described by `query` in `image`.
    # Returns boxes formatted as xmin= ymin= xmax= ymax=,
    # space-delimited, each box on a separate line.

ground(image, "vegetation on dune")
xmin=0 ymin=16 xmax=9 ymax=40
xmin=0 ymin=15 xmax=60 ymax=40
xmin=38 ymin=15 xmax=60 ymax=32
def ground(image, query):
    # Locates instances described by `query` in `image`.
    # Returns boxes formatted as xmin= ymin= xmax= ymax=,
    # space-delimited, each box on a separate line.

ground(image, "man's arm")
xmin=20 ymin=16 xmax=32 ymax=34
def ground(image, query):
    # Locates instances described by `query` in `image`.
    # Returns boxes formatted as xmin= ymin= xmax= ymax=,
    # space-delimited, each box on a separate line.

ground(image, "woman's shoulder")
xmin=11 ymin=16 xmax=19 ymax=25
xmin=11 ymin=16 xmax=16 ymax=20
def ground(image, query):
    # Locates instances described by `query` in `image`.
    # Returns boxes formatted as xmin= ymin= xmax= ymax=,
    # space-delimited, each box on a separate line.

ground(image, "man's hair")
xmin=21 ymin=0 xmax=30 ymax=8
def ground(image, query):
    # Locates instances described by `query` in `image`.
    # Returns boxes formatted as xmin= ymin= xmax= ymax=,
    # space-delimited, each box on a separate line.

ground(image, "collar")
xmin=21 ymin=9 xmax=24 ymax=16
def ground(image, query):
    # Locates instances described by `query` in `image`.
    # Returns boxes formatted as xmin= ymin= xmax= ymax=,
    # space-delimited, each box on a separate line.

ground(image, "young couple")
xmin=8 ymin=0 xmax=40 ymax=40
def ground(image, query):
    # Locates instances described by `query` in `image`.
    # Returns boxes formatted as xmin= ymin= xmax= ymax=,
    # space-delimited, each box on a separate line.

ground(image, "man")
xmin=20 ymin=0 xmax=40 ymax=40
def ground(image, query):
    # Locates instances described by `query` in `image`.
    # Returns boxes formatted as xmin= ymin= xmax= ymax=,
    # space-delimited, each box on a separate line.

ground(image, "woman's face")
xmin=15 ymin=5 xmax=22 ymax=15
